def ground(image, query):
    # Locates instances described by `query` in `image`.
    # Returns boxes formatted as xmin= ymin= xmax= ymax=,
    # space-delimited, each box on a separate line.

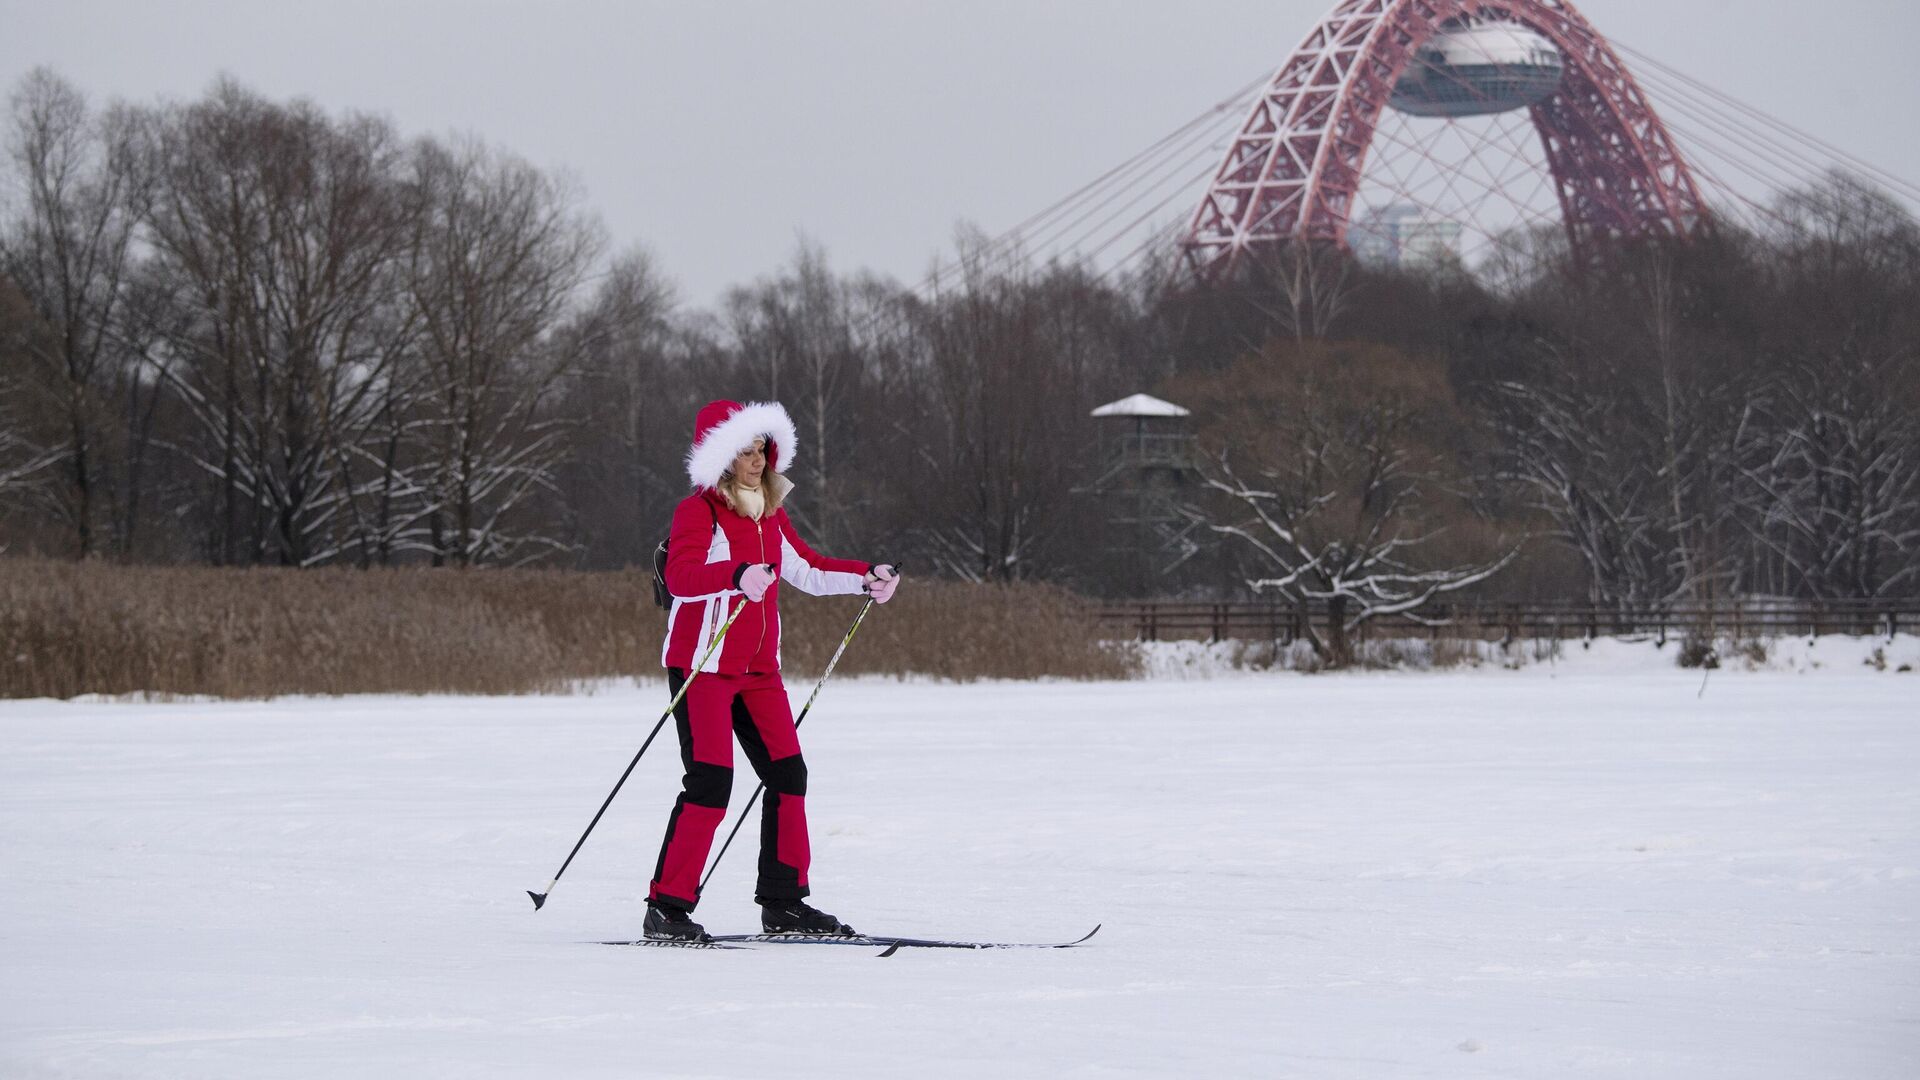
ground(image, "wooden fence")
xmin=1096 ymin=598 xmax=1914 ymax=645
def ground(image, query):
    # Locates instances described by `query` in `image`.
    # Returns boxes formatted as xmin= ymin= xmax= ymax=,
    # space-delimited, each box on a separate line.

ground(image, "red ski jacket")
xmin=660 ymin=489 xmax=871 ymax=674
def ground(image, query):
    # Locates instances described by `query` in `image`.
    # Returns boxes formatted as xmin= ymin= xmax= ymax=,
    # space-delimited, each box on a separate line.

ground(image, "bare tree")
xmin=0 ymin=68 xmax=151 ymax=556
xmin=0 ymin=274 xmax=66 ymax=518
xmin=721 ymin=240 xmax=871 ymax=545
xmin=138 ymin=82 xmax=265 ymax=564
xmin=406 ymin=136 xmax=603 ymax=566
xmin=1475 ymin=223 xmax=1570 ymax=299
xmin=1477 ymin=236 xmax=1764 ymax=607
xmin=142 ymin=81 xmax=414 ymax=566
xmin=1181 ymin=342 xmax=1518 ymax=666
xmin=904 ymin=240 xmax=1075 ymax=582
xmin=1734 ymin=373 xmax=1920 ymax=597
xmin=1244 ymin=240 xmax=1357 ymax=342
xmin=550 ymin=246 xmax=681 ymax=566
xmin=1488 ymin=370 xmax=1683 ymax=604
xmin=1731 ymin=173 xmax=1920 ymax=597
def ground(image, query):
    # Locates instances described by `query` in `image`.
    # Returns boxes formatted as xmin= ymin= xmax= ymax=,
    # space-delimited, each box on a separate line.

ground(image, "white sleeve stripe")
xmin=777 ymin=536 xmax=865 ymax=597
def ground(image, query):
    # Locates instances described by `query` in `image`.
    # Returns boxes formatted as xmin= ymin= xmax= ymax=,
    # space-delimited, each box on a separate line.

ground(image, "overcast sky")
xmin=4 ymin=1 xmax=1916 ymax=307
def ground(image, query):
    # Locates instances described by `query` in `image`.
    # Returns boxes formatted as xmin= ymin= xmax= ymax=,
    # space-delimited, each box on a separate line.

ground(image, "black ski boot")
xmin=644 ymin=901 xmax=710 ymax=942
xmin=758 ymin=897 xmax=855 ymax=936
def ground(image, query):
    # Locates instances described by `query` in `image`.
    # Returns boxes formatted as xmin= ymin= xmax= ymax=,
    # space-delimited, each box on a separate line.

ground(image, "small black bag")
xmin=650 ymin=500 xmax=719 ymax=610
xmin=649 ymin=538 xmax=672 ymax=610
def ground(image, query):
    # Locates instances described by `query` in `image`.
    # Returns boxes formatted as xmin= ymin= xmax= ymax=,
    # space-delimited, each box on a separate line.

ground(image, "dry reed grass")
xmin=779 ymin=578 xmax=1135 ymax=683
xmin=0 ymin=558 xmax=1132 ymax=699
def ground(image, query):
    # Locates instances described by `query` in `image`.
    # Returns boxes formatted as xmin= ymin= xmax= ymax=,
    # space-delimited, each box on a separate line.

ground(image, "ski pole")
xmin=529 ymin=597 xmax=748 ymax=911
xmin=700 ymin=579 xmax=889 ymax=892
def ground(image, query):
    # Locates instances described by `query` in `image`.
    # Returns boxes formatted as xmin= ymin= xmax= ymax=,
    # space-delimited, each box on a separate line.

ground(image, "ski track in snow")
xmin=2 ymin=658 xmax=1918 ymax=1078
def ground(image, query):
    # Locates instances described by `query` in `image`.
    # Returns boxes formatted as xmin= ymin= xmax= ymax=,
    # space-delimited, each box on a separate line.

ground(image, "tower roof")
xmin=1090 ymin=393 xmax=1189 ymax=419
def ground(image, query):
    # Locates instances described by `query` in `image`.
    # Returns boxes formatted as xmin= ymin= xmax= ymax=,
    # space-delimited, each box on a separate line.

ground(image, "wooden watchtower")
xmin=1084 ymin=393 xmax=1200 ymax=594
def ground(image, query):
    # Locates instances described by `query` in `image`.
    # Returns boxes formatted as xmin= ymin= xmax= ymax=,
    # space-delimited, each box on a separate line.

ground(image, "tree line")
xmin=3 ymin=69 xmax=1916 ymax=620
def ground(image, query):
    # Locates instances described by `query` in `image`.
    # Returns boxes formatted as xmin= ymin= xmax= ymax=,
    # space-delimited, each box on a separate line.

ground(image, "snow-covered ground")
xmin=3 ymin=653 xmax=1917 ymax=1078
xmin=1135 ymin=629 xmax=1920 ymax=679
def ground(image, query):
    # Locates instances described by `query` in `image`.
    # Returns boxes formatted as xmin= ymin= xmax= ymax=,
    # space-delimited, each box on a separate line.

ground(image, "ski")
xmin=596 ymin=938 xmax=751 ymax=951
xmin=595 ymin=924 xmax=1100 ymax=956
xmin=710 ymin=923 xmax=1101 ymax=956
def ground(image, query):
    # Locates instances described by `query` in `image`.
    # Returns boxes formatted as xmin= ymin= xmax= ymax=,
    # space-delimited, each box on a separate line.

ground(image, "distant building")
xmin=1350 ymin=203 xmax=1464 ymax=270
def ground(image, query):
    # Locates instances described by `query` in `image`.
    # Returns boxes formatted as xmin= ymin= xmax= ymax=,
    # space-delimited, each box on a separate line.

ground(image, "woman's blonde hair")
xmin=718 ymin=470 xmax=788 ymax=515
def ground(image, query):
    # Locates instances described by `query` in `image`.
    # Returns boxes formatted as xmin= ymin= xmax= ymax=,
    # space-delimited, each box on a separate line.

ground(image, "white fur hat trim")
xmin=684 ymin=401 xmax=799 ymax=489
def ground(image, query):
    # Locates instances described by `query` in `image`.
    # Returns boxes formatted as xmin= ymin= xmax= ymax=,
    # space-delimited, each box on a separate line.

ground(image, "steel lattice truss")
xmin=1182 ymin=0 xmax=1708 ymax=277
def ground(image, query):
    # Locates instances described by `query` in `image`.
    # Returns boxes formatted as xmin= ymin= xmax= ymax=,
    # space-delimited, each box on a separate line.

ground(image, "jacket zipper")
xmin=754 ymin=519 xmax=768 ymax=663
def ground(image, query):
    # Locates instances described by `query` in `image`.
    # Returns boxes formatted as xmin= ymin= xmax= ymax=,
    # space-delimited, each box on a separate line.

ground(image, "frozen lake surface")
xmin=3 ymin=653 xmax=1917 ymax=1077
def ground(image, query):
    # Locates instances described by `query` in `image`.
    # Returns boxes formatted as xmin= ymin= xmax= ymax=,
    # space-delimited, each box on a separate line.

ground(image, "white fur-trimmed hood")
xmin=684 ymin=400 xmax=799 ymax=489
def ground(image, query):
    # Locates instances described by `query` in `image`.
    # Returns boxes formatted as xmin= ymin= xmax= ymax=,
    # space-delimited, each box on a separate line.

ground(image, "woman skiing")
xmin=647 ymin=399 xmax=901 ymax=942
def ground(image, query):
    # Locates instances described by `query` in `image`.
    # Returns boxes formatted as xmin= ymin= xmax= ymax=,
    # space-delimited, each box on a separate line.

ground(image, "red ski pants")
xmin=648 ymin=668 xmax=810 ymax=910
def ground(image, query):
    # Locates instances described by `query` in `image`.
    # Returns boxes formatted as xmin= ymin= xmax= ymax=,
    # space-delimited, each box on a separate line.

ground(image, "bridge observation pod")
xmin=1389 ymin=19 xmax=1564 ymax=118
xmin=1181 ymin=0 xmax=1707 ymax=277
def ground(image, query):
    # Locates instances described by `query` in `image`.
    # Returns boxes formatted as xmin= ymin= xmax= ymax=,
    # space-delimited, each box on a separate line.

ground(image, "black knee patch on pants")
xmin=683 ymin=761 xmax=733 ymax=809
xmin=761 ymin=754 xmax=807 ymax=796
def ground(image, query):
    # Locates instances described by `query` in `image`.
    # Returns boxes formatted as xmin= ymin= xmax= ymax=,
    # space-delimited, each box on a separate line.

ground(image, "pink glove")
xmin=739 ymin=563 xmax=777 ymax=603
xmin=864 ymin=564 xmax=900 ymax=604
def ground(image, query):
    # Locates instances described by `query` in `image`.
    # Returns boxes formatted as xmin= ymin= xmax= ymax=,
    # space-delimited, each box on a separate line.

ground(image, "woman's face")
xmin=732 ymin=438 xmax=767 ymax=489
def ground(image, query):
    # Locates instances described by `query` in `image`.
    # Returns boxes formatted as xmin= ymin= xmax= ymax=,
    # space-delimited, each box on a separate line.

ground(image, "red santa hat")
xmin=685 ymin=400 xmax=798 ymax=489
